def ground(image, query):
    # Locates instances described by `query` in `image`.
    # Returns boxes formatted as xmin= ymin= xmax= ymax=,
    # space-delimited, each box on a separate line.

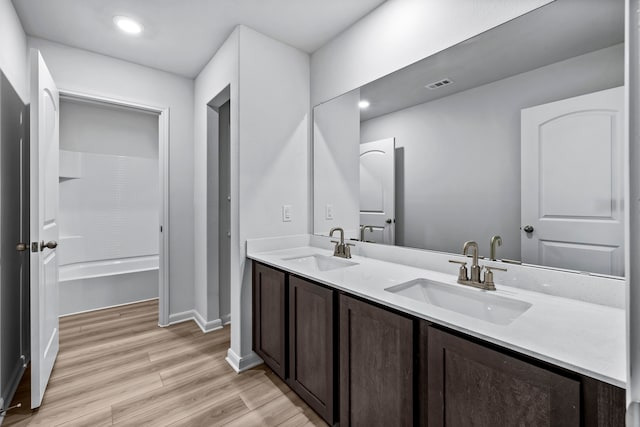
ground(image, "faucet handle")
xmin=344 ymin=243 xmax=355 ymax=259
xmin=483 ymin=266 xmax=507 ymax=289
xmin=449 ymin=260 xmax=468 ymax=282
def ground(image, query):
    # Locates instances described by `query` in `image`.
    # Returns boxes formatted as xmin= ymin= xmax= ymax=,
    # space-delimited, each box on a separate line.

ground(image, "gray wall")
xmin=361 ymin=44 xmax=624 ymax=259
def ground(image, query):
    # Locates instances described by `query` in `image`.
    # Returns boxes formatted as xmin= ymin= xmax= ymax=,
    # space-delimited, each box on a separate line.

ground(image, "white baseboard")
xmin=168 ymin=310 xmax=195 ymax=325
xmin=221 ymin=313 xmax=231 ymax=325
xmin=60 ymin=297 xmax=159 ymax=318
xmin=225 ymin=348 xmax=263 ymax=373
xmin=168 ymin=310 xmax=223 ymax=334
xmin=193 ymin=310 xmax=223 ymax=333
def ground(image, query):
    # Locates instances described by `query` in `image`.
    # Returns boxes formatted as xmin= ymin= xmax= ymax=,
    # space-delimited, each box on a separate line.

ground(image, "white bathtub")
xmin=58 ymin=255 xmax=159 ymax=316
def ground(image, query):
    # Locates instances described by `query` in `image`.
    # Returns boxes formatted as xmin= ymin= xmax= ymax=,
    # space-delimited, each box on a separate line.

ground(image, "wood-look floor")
xmin=3 ymin=300 xmax=327 ymax=426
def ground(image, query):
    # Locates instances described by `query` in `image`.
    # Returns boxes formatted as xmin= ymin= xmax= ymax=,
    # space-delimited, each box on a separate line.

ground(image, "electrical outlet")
xmin=325 ymin=204 xmax=334 ymax=220
xmin=282 ymin=205 xmax=292 ymax=222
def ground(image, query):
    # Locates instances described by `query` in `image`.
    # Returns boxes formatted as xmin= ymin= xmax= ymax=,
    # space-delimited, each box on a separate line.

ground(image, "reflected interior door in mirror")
xmin=521 ymin=87 xmax=624 ymax=276
xmin=360 ymin=138 xmax=395 ymax=244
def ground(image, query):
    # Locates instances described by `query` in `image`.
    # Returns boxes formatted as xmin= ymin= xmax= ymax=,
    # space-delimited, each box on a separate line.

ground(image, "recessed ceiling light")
xmin=114 ymin=16 xmax=143 ymax=35
xmin=358 ymin=100 xmax=370 ymax=109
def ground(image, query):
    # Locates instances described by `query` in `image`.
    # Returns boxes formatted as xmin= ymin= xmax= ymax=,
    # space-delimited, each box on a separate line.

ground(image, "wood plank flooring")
xmin=3 ymin=300 xmax=327 ymax=426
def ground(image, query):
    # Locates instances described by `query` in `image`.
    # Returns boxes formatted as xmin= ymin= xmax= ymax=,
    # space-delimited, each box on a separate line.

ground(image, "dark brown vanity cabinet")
xmin=339 ymin=294 xmax=415 ymax=427
xmin=252 ymin=261 xmax=625 ymax=427
xmin=252 ymin=262 xmax=287 ymax=378
xmin=426 ymin=325 xmax=581 ymax=426
xmin=289 ymin=276 xmax=336 ymax=424
xmin=252 ymin=262 xmax=337 ymax=425
xmin=422 ymin=323 xmax=625 ymax=427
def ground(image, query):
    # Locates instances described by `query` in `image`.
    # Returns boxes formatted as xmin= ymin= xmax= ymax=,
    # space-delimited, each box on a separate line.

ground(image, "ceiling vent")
xmin=425 ymin=78 xmax=453 ymax=90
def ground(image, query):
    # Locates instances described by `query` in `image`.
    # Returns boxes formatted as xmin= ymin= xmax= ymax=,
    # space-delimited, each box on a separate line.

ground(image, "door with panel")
xmin=29 ymin=50 xmax=60 ymax=408
xmin=521 ymin=87 xmax=624 ymax=275
xmin=360 ymin=138 xmax=395 ymax=244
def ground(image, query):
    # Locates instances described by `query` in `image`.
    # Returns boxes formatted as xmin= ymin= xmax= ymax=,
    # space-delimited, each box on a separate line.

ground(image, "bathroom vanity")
xmin=248 ymin=236 xmax=626 ymax=426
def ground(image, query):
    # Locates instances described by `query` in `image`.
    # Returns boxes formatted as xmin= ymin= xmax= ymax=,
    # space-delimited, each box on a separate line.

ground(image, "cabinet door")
xmin=427 ymin=326 xmax=581 ymax=426
xmin=289 ymin=276 xmax=335 ymax=424
xmin=252 ymin=262 xmax=286 ymax=378
xmin=340 ymin=294 xmax=414 ymax=427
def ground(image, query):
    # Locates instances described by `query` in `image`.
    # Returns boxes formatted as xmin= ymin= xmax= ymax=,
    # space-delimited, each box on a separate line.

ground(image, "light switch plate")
xmin=282 ymin=205 xmax=292 ymax=222
xmin=325 ymin=204 xmax=334 ymax=220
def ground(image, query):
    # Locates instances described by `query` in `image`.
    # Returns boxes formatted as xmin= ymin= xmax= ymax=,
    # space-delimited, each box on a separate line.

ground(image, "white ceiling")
xmin=12 ymin=0 xmax=387 ymax=78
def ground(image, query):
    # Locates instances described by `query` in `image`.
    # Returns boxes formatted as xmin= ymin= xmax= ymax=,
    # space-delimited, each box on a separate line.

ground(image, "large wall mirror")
xmin=313 ymin=0 xmax=625 ymax=277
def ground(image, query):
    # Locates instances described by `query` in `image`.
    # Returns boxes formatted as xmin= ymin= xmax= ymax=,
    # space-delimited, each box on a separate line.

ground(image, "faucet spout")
xmin=360 ymin=225 xmax=374 ymax=242
xmin=329 ymin=227 xmax=352 ymax=259
xmin=490 ymin=235 xmax=502 ymax=261
xmin=462 ymin=241 xmax=478 ymax=266
xmin=329 ymin=227 xmax=344 ymax=245
xmin=462 ymin=241 xmax=481 ymax=283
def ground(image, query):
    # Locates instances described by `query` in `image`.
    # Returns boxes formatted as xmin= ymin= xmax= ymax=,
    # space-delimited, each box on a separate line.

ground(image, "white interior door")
xmin=521 ymin=87 xmax=624 ymax=276
xmin=360 ymin=138 xmax=395 ymax=244
xmin=29 ymin=50 xmax=60 ymax=408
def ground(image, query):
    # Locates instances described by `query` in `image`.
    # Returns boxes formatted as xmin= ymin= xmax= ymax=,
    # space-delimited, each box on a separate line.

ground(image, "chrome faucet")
xmin=449 ymin=240 xmax=507 ymax=291
xmin=490 ymin=235 xmax=502 ymax=261
xmin=360 ymin=225 xmax=374 ymax=242
xmin=329 ymin=227 xmax=354 ymax=259
xmin=463 ymin=241 xmax=481 ymax=283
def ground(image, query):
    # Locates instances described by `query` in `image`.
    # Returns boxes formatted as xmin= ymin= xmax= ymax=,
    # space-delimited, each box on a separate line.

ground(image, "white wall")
xmin=311 ymin=0 xmax=553 ymax=105
xmin=360 ymin=44 xmax=624 ymax=259
xmin=193 ymin=28 xmax=239 ymax=328
xmin=235 ymin=25 xmax=310 ymax=365
xmin=195 ymin=26 xmax=310 ymax=365
xmin=313 ymin=89 xmax=360 ymax=237
xmin=28 ymin=37 xmax=195 ymax=316
xmin=0 ymin=0 xmax=28 ymax=102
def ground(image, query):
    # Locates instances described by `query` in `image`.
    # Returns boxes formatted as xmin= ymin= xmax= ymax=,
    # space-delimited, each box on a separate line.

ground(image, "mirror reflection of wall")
xmin=362 ymin=44 xmax=623 ymax=259
xmin=313 ymin=0 xmax=625 ymax=277
xmin=314 ymin=89 xmax=360 ymax=237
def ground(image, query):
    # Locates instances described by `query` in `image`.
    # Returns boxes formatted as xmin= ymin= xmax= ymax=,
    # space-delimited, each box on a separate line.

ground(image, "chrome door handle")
xmin=16 ymin=242 xmax=28 ymax=252
xmin=522 ymin=225 xmax=534 ymax=233
xmin=40 ymin=240 xmax=58 ymax=251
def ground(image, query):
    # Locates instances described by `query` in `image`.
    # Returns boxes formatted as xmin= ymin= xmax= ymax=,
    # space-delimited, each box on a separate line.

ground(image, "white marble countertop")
xmin=247 ymin=238 xmax=626 ymax=388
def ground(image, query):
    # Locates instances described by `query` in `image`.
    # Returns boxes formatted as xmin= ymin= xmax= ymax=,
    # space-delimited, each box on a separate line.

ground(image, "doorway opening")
xmin=207 ymin=86 xmax=231 ymax=326
xmin=57 ymin=91 xmax=170 ymax=324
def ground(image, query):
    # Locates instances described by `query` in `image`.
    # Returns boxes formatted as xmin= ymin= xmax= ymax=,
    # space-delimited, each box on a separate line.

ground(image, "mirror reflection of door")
xmin=359 ymin=138 xmax=395 ymax=244
xmin=521 ymin=87 xmax=624 ymax=276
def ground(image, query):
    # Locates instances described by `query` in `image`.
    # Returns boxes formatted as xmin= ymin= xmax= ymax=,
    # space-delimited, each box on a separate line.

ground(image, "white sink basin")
xmin=282 ymin=254 xmax=358 ymax=272
xmin=385 ymin=278 xmax=531 ymax=325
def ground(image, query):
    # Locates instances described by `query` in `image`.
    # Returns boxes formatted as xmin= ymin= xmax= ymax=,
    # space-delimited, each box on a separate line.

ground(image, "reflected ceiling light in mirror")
xmin=358 ymin=100 xmax=371 ymax=109
xmin=114 ymin=16 xmax=143 ymax=35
